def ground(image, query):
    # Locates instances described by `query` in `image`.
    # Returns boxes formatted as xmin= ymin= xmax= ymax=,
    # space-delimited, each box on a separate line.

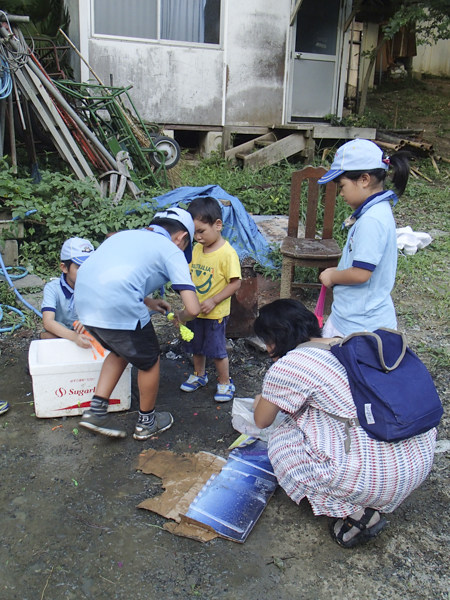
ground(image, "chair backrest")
xmin=287 ymin=166 xmax=337 ymax=240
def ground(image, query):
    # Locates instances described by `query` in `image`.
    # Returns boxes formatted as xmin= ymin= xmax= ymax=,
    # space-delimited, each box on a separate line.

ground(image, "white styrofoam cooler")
xmin=28 ymin=339 xmax=131 ymax=418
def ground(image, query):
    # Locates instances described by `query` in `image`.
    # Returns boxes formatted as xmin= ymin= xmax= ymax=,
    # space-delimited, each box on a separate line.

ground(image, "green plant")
xmin=0 ymin=167 xmax=161 ymax=276
xmin=254 ymin=244 xmax=283 ymax=280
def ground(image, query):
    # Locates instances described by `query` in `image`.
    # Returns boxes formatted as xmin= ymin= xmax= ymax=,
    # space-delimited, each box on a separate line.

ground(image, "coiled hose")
xmin=0 ymin=56 xmax=12 ymax=100
xmin=0 ymin=247 xmax=42 ymax=333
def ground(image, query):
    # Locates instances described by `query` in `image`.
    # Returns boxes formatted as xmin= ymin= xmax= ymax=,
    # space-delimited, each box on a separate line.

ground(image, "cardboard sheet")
xmin=136 ymin=449 xmax=226 ymax=541
xmin=137 ymin=441 xmax=277 ymax=543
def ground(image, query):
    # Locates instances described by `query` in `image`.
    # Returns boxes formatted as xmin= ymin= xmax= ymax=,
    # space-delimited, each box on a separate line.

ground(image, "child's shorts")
xmin=85 ymin=321 xmax=160 ymax=371
xmin=183 ymin=317 xmax=229 ymax=359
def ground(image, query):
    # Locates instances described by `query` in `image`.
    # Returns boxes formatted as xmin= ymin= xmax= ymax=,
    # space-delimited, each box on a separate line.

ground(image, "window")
xmin=93 ymin=0 xmax=221 ymax=45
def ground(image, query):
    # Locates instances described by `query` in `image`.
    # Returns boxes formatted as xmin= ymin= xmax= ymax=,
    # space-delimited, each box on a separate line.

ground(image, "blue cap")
xmin=318 ymin=139 xmax=389 ymax=184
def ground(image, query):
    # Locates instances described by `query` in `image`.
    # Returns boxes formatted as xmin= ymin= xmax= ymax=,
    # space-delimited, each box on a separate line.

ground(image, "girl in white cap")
xmin=318 ymin=139 xmax=411 ymax=337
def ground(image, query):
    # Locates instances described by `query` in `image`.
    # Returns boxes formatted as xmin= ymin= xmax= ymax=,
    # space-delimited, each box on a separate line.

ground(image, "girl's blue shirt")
xmin=332 ymin=190 xmax=398 ymax=335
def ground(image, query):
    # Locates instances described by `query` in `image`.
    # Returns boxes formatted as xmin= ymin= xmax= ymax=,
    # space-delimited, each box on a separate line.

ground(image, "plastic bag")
xmin=231 ymin=397 xmax=285 ymax=442
xmin=396 ymin=226 xmax=432 ymax=256
xmin=314 ymin=284 xmax=327 ymax=328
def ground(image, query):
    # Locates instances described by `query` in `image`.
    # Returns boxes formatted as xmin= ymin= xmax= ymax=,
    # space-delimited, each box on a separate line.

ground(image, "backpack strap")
xmin=323 ymin=412 xmax=360 ymax=454
xmin=333 ymin=328 xmax=407 ymax=372
xmin=296 ymin=340 xmax=360 ymax=453
xmin=296 ymin=341 xmax=333 ymax=350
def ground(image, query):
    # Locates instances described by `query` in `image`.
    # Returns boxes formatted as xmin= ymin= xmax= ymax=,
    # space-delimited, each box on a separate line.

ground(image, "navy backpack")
xmin=324 ymin=328 xmax=443 ymax=450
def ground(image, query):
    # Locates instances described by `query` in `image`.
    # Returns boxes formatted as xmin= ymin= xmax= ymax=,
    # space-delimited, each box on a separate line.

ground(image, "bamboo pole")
xmin=435 ymin=155 xmax=450 ymax=165
xmin=399 ymin=139 xmax=434 ymax=152
xmin=411 ymin=166 xmax=432 ymax=183
xmin=375 ymin=140 xmax=401 ymax=151
xmin=430 ymin=154 xmax=440 ymax=174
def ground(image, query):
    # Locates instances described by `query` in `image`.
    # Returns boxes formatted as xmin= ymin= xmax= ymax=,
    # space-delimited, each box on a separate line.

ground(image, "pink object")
xmin=314 ymin=285 xmax=327 ymax=328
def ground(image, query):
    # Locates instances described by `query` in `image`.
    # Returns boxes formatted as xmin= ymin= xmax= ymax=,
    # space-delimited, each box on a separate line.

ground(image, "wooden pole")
xmin=7 ymin=91 xmax=17 ymax=173
xmin=58 ymin=28 xmax=105 ymax=86
xmin=290 ymin=0 xmax=305 ymax=26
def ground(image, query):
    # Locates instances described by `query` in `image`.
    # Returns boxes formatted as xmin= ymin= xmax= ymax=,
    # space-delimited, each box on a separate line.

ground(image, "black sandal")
xmin=330 ymin=508 xmax=387 ymax=549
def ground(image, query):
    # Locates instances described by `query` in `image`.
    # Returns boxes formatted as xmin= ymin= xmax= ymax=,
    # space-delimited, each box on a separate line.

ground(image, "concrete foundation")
xmin=0 ymin=240 xmax=19 ymax=267
xmin=199 ymin=131 xmax=223 ymax=158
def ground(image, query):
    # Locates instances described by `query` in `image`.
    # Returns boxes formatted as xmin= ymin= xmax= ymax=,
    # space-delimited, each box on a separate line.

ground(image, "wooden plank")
xmin=242 ymin=133 xmax=306 ymax=171
xmin=14 ymin=69 xmax=87 ymax=181
xmin=23 ymin=65 xmax=97 ymax=182
xmin=313 ymin=125 xmax=376 ymax=140
xmin=224 ymin=132 xmax=277 ymax=161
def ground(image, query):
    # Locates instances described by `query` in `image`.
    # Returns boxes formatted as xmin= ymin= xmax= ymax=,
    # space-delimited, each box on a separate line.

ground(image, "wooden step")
xmin=254 ymin=140 xmax=275 ymax=148
xmin=240 ymin=133 xmax=306 ymax=170
xmin=224 ymin=132 xmax=277 ymax=162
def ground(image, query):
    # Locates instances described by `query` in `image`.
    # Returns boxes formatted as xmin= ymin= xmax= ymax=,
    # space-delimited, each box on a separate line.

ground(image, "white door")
xmin=290 ymin=0 xmax=343 ymax=119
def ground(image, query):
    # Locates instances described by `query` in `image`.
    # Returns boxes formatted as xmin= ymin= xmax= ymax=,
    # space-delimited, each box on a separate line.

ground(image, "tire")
xmin=149 ymin=136 xmax=181 ymax=169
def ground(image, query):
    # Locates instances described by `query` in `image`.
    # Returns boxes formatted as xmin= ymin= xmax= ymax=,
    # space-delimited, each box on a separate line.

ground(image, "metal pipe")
xmin=0 ymin=26 xmax=118 ymax=170
xmin=0 ymin=14 xmax=30 ymax=23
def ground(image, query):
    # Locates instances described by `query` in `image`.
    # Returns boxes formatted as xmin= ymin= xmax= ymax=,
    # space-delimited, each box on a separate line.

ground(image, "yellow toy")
xmin=167 ymin=312 xmax=194 ymax=341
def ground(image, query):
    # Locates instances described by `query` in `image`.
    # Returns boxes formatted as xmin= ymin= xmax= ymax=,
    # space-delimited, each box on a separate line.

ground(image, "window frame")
xmin=91 ymin=0 xmax=224 ymax=49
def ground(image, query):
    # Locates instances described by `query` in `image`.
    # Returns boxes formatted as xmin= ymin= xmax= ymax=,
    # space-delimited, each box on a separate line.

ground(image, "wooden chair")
xmin=280 ymin=166 xmax=342 ymax=299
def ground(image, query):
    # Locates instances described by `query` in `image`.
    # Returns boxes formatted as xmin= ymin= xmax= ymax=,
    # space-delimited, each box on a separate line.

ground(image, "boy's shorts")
xmin=85 ymin=321 xmax=160 ymax=371
xmin=183 ymin=317 xmax=229 ymax=359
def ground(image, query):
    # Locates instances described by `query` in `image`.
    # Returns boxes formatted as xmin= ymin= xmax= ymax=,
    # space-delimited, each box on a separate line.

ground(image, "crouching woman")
xmin=253 ymin=299 xmax=436 ymax=548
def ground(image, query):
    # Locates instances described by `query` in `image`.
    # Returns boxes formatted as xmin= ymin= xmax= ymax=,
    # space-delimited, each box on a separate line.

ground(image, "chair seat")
xmin=281 ymin=237 xmax=342 ymax=260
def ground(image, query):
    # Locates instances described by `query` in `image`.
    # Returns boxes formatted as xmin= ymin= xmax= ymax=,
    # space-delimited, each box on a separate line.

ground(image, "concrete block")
xmin=162 ymin=129 xmax=175 ymax=139
xmin=11 ymin=274 xmax=46 ymax=289
xmin=0 ymin=240 xmax=19 ymax=267
xmin=199 ymin=131 xmax=223 ymax=158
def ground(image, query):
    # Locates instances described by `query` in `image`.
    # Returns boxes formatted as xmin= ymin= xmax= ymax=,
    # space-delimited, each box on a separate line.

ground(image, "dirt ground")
xmin=1 ymin=278 xmax=449 ymax=600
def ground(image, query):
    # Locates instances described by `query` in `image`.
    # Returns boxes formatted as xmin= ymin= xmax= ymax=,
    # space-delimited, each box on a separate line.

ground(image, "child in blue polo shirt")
xmin=41 ymin=237 xmax=94 ymax=347
xmin=74 ymin=208 xmax=201 ymax=441
xmin=318 ymin=139 xmax=411 ymax=337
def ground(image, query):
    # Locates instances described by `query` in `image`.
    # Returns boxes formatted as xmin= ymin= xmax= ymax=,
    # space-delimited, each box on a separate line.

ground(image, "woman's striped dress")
xmin=263 ymin=346 xmax=436 ymax=517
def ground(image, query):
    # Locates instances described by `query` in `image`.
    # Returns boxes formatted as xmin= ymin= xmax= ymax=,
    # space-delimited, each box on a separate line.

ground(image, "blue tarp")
xmin=151 ymin=185 xmax=274 ymax=267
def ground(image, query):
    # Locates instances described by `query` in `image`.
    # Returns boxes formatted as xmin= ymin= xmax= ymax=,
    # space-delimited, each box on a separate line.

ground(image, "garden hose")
xmin=0 ymin=265 xmax=28 ymax=280
xmin=0 ymin=57 xmax=12 ymax=100
xmin=0 ymin=303 xmax=25 ymax=333
xmin=0 ymin=250 xmax=42 ymax=324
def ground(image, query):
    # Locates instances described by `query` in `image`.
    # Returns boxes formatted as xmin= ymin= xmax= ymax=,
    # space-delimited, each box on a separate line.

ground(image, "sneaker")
xmin=214 ymin=380 xmax=235 ymax=402
xmin=0 ymin=401 xmax=9 ymax=415
xmin=133 ymin=411 xmax=174 ymax=441
xmin=79 ymin=410 xmax=127 ymax=438
xmin=180 ymin=372 xmax=208 ymax=392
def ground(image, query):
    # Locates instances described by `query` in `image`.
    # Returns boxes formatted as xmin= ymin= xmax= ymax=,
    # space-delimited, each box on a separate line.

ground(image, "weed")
xmin=416 ymin=344 xmax=450 ymax=370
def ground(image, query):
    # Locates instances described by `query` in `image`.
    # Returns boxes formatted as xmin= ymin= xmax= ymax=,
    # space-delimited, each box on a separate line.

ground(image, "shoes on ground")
xmin=214 ymin=379 xmax=235 ymax=402
xmin=79 ymin=410 xmax=126 ymax=438
xmin=133 ymin=411 xmax=174 ymax=441
xmin=330 ymin=508 xmax=387 ymax=549
xmin=0 ymin=401 xmax=9 ymax=415
xmin=180 ymin=372 xmax=208 ymax=392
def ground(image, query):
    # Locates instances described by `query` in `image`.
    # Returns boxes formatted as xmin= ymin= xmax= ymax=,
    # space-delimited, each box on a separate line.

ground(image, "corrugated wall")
xmin=413 ymin=39 xmax=450 ymax=77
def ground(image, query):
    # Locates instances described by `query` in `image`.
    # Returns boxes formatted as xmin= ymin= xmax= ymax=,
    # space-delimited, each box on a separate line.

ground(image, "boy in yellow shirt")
xmin=181 ymin=197 xmax=241 ymax=402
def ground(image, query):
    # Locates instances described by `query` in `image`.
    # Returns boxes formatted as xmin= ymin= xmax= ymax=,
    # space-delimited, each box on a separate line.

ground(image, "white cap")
xmin=60 ymin=237 xmax=94 ymax=265
xmin=318 ymin=139 xmax=389 ymax=184
xmin=152 ymin=207 xmax=195 ymax=262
